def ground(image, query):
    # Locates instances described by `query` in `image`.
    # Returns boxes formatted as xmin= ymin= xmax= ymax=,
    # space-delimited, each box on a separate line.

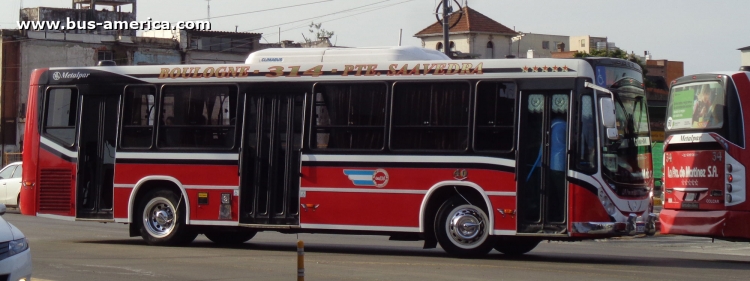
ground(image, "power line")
xmin=187 ymin=0 xmax=334 ymax=22
xmin=244 ymin=0 xmax=393 ymax=33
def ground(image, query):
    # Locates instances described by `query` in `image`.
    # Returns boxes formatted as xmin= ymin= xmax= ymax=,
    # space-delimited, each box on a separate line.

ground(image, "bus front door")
xmin=239 ymin=91 xmax=304 ymax=225
xmin=76 ymin=94 xmax=119 ymax=220
xmin=516 ymin=91 xmax=570 ymax=234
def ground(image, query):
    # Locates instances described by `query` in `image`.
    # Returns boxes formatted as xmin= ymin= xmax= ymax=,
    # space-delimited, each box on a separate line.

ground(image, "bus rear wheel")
xmin=139 ymin=190 xmax=197 ymax=246
xmin=435 ymin=196 xmax=494 ymax=257
xmin=204 ymin=231 xmax=257 ymax=245
xmin=493 ymin=237 xmax=540 ymax=256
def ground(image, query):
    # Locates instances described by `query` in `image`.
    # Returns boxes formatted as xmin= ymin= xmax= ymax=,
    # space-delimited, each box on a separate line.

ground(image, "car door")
xmin=0 ymin=165 xmax=17 ymax=205
xmin=9 ymin=165 xmax=22 ymax=206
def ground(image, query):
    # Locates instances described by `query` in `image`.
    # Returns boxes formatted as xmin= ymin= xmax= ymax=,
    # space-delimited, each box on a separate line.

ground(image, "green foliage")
xmin=305 ymin=22 xmax=334 ymax=43
xmin=574 ymin=48 xmax=650 ymax=83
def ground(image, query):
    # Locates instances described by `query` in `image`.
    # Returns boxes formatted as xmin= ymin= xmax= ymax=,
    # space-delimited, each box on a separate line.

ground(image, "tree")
xmin=303 ymin=22 xmax=334 ymax=45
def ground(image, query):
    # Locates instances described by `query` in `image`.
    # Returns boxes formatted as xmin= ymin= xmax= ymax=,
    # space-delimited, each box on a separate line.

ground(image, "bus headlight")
xmin=598 ymin=189 xmax=617 ymax=216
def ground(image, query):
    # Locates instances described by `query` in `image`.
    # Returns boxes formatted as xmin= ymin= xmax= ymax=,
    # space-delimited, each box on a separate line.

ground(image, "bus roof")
xmin=245 ymin=46 xmax=450 ymax=64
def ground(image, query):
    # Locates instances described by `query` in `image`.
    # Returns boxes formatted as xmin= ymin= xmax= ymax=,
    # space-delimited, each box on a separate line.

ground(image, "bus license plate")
xmin=681 ymin=202 xmax=699 ymax=209
xmin=636 ymin=225 xmax=645 ymax=233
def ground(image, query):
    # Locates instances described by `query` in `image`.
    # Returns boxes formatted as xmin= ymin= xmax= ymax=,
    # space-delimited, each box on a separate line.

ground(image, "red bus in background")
xmin=660 ymin=71 xmax=750 ymax=240
xmin=21 ymin=47 xmax=654 ymax=257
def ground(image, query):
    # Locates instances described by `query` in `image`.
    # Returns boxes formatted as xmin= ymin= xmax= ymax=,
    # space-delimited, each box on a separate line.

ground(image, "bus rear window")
xmin=666 ymin=81 xmax=724 ymax=130
xmin=44 ymin=88 xmax=79 ymax=146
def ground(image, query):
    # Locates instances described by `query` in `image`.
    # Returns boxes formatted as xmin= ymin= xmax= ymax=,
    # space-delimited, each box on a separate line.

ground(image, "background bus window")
xmin=44 ymin=88 xmax=79 ymax=146
xmin=474 ymin=82 xmax=515 ymax=151
xmin=577 ymin=94 xmax=597 ymax=173
xmin=391 ymin=82 xmax=470 ymax=151
xmin=120 ymin=86 xmax=156 ymax=148
xmin=313 ymin=83 xmax=386 ymax=150
xmin=159 ymin=85 xmax=238 ymax=149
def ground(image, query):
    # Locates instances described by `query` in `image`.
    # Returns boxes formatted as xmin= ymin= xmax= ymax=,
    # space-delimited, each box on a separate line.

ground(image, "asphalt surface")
xmin=3 ymin=209 xmax=749 ymax=281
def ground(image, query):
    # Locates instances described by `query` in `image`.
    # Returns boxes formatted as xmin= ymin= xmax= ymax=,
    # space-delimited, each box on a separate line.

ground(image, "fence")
xmin=3 ymin=152 xmax=22 ymax=167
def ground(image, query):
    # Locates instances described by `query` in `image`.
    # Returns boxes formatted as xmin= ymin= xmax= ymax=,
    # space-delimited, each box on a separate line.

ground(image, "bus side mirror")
xmin=599 ymin=97 xmax=619 ymax=140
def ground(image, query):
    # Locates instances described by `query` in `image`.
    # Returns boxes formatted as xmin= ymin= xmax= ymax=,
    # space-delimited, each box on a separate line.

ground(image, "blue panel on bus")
xmin=550 ymin=118 xmax=567 ymax=171
xmin=596 ymin=66 xmax=607 ymax=87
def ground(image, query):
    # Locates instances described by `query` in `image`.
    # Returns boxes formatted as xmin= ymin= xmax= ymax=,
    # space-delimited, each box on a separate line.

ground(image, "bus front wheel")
xmin=435 ymin=196 xmax=494 ymax=257
xmin=139 ymin=189 xmax=197 ymax=246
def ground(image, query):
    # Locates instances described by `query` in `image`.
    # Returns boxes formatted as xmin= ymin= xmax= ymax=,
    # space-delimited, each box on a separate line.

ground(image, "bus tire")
xmin=435 ymin=196 xmax=494 ymax=257
xmin=493 ymin=237 xmax=540 ymax=256
xmin=204 ymin=231 xmax=257 ymax=245
xmin=139 ymin=189 xmax=197 ymax=246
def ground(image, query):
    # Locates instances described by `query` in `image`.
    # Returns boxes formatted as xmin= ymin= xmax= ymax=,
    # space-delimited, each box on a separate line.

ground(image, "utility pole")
xmin=206 ymin=0 xmax=211 ymax=22
xmin=442 ymin=0 xmax=450 ymax=57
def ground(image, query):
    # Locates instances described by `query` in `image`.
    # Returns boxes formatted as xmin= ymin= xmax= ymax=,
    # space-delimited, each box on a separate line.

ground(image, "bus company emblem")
xmin=343 ymin=169 xmax=390 ymax=188
xmin=52 ymin=71 xmax=90 ymax=81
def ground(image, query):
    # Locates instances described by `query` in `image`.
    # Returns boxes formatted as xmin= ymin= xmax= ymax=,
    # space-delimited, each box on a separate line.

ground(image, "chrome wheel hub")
xmin=446 ymin=206 xmax=487 ymax=248
xmin=143 ymin=199 xmax=175 ymax=238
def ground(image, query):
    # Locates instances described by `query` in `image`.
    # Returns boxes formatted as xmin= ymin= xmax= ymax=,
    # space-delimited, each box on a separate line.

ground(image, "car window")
xmin=11 ymin=165 xmax=22 ymax=179
xmin=0 ymin=165 xmax=16 ymax=179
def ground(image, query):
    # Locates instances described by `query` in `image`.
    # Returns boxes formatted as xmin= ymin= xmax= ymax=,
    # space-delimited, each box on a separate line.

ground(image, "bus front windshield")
xmin=601 ymin=92 xmax=652 ymax=192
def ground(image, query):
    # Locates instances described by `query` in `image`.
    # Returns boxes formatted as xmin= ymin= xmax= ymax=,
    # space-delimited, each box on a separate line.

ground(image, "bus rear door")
xmin=239 ymin=85 xmax=305 ymax=225
xmin=76 ymin=93 xmax=120 ymax=220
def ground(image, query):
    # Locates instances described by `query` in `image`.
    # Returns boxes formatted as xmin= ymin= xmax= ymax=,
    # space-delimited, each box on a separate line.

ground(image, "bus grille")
xmin=39 ymin=169 xmax=72 ymax=211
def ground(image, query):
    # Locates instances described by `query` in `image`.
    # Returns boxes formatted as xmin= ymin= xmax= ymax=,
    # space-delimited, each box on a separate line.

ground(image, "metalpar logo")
xmin=52 ymin=71 xmax=91 ymax=81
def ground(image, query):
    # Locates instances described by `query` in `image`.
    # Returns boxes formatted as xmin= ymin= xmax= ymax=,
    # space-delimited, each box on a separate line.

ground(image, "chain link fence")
xmin=3 ymin=152 xmax=22 ymax=167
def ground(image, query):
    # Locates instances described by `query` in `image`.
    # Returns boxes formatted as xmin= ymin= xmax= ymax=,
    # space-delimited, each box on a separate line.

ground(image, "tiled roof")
xmin=739 ymin=46 xmax=750 ymax=51
xmin=414 ymin=6 xmax=517 ymax=37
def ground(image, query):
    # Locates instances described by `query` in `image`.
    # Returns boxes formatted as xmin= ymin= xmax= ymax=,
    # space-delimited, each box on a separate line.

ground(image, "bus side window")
xmin=576 ymin=94 xmax=597 ymax=173
xmin=120 ymin=86 xmax=156 ymax=148
xmin=726 ymin=79 xmax=744 ymax=147
xmin=43 ymin=88 xmax=79 ymax=146
xmin=474 ymin=82 xmax=515 ymax=152
xmin=391 ymin=82 xmax=470 ymax=151
xmin=159 ymin=85 xmax=238 ymax=149
xmin=312 ymin=83 xmax=386 ymax=150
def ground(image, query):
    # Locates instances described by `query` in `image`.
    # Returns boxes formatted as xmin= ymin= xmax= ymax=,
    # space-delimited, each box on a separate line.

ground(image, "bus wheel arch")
xmin=420 ymin=182 xmax=494 ymax=253
xmin=128 ymin=178 xmax=194 ymax=245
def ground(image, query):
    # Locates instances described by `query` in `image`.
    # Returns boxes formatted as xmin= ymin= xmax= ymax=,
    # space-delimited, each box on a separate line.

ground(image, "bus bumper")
xmin=660 ymin=209 xmax=750 ymax=240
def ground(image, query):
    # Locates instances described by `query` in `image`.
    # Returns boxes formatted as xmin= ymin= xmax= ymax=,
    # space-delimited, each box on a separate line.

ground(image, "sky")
xmin=1 ymin=0 xmax=748 ymax=75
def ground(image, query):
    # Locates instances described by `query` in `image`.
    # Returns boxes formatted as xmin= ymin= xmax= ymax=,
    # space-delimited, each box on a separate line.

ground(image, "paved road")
xmin=3 ymin=210 xmax=749 ymax=281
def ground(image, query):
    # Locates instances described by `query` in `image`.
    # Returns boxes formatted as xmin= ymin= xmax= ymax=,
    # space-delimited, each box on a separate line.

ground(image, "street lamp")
xmin=511 ymin=32 xmax=525 ymax=58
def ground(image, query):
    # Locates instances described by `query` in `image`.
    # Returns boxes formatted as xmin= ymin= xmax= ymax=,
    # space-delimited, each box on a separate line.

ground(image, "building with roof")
xmin=414 ymin=6 xmax=573 ymax=59
xmin=143 ymin=29 xmax=262 ymax=64
xmin=414 ymin=6 xmax=518 ymax=59
xmin=740 ymin=46 xmax=750 ymax=68
xmin=1 ymin=0 xmax=190 ymax=160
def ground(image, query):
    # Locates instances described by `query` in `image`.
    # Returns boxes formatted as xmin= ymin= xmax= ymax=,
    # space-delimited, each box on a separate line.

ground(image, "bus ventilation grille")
xmin=39 ymin=169 xmax=72 ymax=211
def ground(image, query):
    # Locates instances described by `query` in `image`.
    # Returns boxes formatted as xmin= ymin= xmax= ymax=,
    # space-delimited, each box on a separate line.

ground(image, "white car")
xmin=0 ymin=162 xmax=22 ymax=209
xmin=0 ymin=204 xmax=32 ymax=280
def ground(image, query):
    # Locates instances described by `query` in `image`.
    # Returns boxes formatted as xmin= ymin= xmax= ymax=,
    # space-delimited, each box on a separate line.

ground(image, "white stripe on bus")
xmin=116 ymin=152 xmax=238 ymax=160
xmin=300 ymin=223 xmax=419 ymax=232
xmin=40 ymin=137 xmax=77 ymax=159
xmin=301 ymin=187 xmax=426 ymax=194
xmin=114 ymin=184 xmax=238 ymax=190
xmin=302 ymin=154 xmax=515 ymax=167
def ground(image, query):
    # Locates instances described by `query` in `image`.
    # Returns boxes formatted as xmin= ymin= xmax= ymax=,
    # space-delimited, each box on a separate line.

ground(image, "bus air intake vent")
xmin=39 ymin=169 xmax=72 ymax=211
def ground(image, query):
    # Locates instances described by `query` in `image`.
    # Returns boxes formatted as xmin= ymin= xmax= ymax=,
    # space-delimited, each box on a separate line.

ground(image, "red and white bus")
xmin=21 ymin=46 xmax=654 ymax=256
xmin=660 ymin=71 xmax=750 ymax=240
